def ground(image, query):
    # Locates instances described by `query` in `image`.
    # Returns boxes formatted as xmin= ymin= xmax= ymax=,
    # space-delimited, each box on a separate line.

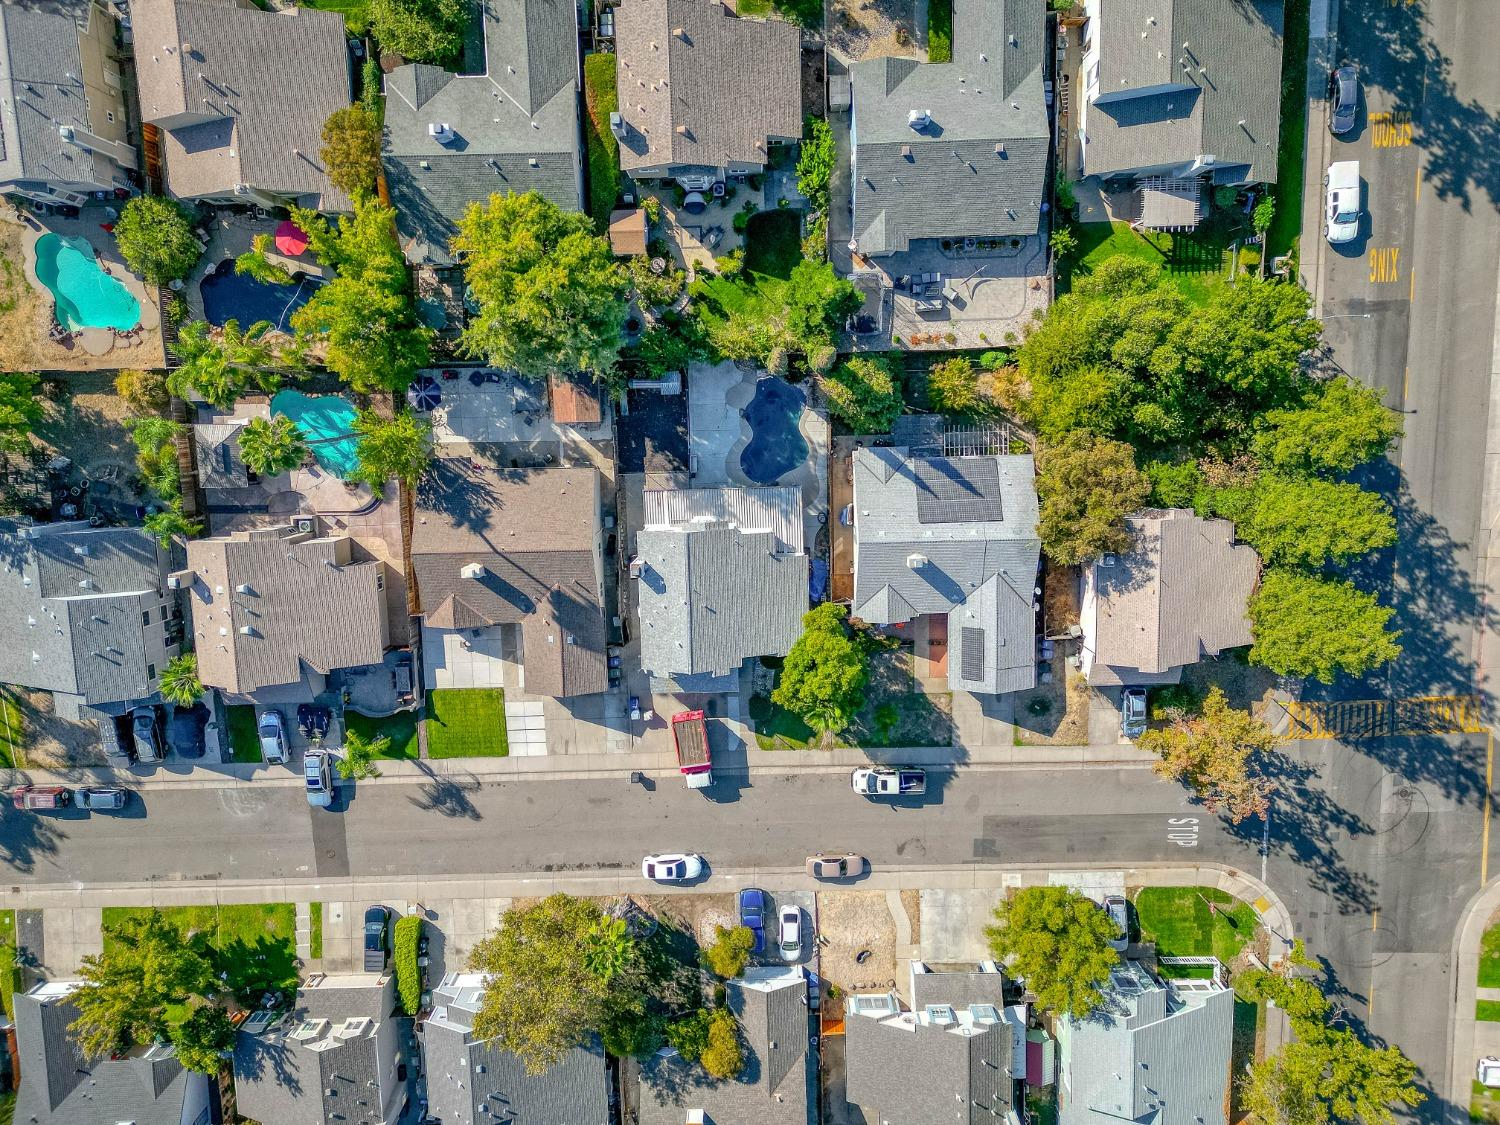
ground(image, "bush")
xmin=114 ymin=196 xmax=200 ymax=285
xmin=1148 ymin=683 xmax=1203 ymax=721
xmin=369 ymin=0 xmax=467 ymax=62
xmin=393 ymin=915 xmax=423 ymax=1015
xmin=1054 ymin=172 xmax=1077 ymax=213
xmin=704 ymin=925 xmax=755 ymax=978
xmin=700 ymin=1008 xmax=744 ymax=1080
xmin=820 ymin=354 xmax=903 ymax=433
xmin=115 ymin=369 xmax=168 ymax=413
xmin=361 ymin=59 xmax=383 ymax=117
xmin=796 ymin=116 xmax=835 ymax=213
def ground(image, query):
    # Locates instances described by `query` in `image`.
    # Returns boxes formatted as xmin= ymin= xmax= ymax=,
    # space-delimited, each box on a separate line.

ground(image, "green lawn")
xmin=1231 ymin=999 xmax=1264 ymax=1119
xmin=426 ymin=688 xmax=509 ymax=758
xmin=1266 ymin=0 xmax=1309 ymax=263
xmin=226 ymin=705 xmax=262 ymax=763
xmin=103 ymin=904 xmax=299 ymax=1002
xmin=345 ymin=708 xmax=420 ymax=759
xmin=749 ymin=693 xmax=816 ymax=750
xmin=695 ymin=208 xmax=804 ymax=323
xmin=0 ymin=1091 xmax=14 ymax=1125
xmin=732 ymin=0 xmax=821 ymax=27
xmin=301 ymin=0 xmax=369 ymax=31
xmin=1479 ymin=1000 xmax=1500 ymax=1023
xmin=583 ymin=53 xmax=621 ymax=231
xmin=927 ymin=0 xmax=952 ymax=62
xmin=1474 ymin=1080 xmax=1500 ymax=1124
xmin=0 ymin=688 xmax=23 ymax=768
xmin=309 ymin=902 xmax=323 ymax=961
xmin=1133 ymin=886 xmax=1259 ymax=962
xmin=1067 ymin=220 xmax=1230 ymax=305
xmin=1479 ymin=920 xmax=1500 ymax=988
xmin=0 ymin=910 xmax=17 ymax=1020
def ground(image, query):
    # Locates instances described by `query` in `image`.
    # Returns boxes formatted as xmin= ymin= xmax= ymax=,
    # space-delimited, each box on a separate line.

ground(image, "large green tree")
xmin=369 ymin=0 xmax=467 ymax=61
xmin=350 ymin=410 xmax=431 ymax=496
xmin=0 ymin=372 xmax=43 ymax=454
xmin=1237 ymin=476 xmax=1397 ymax=569
xmin=703 ymin=926 xmax=755 ymax=979
xmin=772 ymin=604 xmax=870 ymax=735
xmin=983 ymin=886 xmax=1118 ymax=1018
xmin=1248 ymin=571 xmax=1401 ymax=682
xmin=1136 ymin=686 xmax=1279 ymax=822
xmin=1253 ymin=378 xmax=1402 ymax=477
xmin=320 ymin=105 xmax=383 ymax=198
xmin=114 ymin=196 xmax=201 ymax=285
xmin=454 ymin=192 xmax=628 ymax=387
xmin=143 ymin=504 xmax=201 ymax=548
xmin=926 ymin=356 xmax=982 ymax=416
xmin=167 ymin=319 xmax=283 ymax=408
xmin=1035 ymin=432 xmax=1150 ymax=566
xmin=237 ymin=415 xmax=308 ymax=477
xmin=820 ymin=354 xmax=903 ymax=433
xmin=170 ymin=1004 xmax=236 ymax=1074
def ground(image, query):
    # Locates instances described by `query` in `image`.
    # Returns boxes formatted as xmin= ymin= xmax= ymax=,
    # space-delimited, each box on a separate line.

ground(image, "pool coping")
xmin=720 ymin=372 xmax=831 ymax=546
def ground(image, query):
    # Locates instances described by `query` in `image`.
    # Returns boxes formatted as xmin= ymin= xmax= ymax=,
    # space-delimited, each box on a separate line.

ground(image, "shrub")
xmin=704 ymin=926 xmax=755 ymax=978
xmin=393 ymin=915 xmax=423 ymax=1015
xmin=114 ymin=196 xmax=200 ymax=285
xmin=700 ymin=1009 xmax=744 ymax=1080
xmin=361 ymin=59 xmax=383 ymax=117
xmin=1054 ymin=172 xmax=1077 ymax=212
xmin=795 ymin=116 xmax=835 ymax=212
xmin=115 ymin=369 xmax=168 ymax=413
xmin=369 ymin=0 xmax=467 ymax=63
xmin=820 ymin=354 xmax=902 ymax=433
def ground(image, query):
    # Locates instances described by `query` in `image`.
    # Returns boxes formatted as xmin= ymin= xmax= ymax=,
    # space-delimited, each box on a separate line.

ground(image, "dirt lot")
xmin=1014 ymin=669 xmax=1092 ymax=745
xmin=846 ymin=647 xmax=954 ymax=747
xmin=11 ymin=687 xmax=107 ymax=768
xmin=818 ymin=891 xmax=898 ymax=994
xmin=829 ymin=0 xmax=921 ymax=61
xmin=1179 ymin=653 xmax=1280 ymax=720
xmin=639 ymin=893 xmax=736 ymax=949
xmin=0 ymin=220 xmax=48 ymax=373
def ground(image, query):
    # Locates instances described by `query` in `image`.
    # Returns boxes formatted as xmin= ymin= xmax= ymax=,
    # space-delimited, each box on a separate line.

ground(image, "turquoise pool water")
xmin=34 ymin=233 xmax=141 ymax=332
xmin=270 ymin=390 xmax=360 ymax=478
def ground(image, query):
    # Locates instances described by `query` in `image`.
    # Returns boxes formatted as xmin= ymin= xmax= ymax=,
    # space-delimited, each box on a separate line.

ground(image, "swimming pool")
xmin=739 ymin=377 xmax=808 ymax=485
xmin=34 ymin=233 xmax=141 ymax=332
xmin=200 ymin=258 xmax=324 ymax=331
xmin=270 ymin=390 xmax=360 ymax=478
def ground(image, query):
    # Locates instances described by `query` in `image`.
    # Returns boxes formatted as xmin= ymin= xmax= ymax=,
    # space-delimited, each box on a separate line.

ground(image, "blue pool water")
xmin=270 ymin=390 xmax=360 ymax=478
xmin=739 ymin=378 xmax=808 ymax=485
xmin=199 ymin=258 xmax=323 ymax=331
xmin=34 ymin=233 xmax=141 ymax=331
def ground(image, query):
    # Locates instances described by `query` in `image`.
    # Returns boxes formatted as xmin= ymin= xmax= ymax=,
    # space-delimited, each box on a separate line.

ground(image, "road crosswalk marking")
xmin=1285 ymin=695 xmax=1485 ymax=740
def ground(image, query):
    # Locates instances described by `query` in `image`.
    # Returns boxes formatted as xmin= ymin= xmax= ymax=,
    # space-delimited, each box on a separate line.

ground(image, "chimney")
xmin=428 ymin=122 xmax=456 ymax=145
xmin=461 ymin=562 xmax=487 ymax=579
xmin=906 ymin=553 xmax=928 ymax=570
xmin=907 ymin=108 xmax=932 ymax=132
xmin=672 ymin=25 xmax=686 ymax=38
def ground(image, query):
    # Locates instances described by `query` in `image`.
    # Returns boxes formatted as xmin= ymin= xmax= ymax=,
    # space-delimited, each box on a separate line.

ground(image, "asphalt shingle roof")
xmin=613 ymin=0 xmax=802 ymax=175
xmin=384 ymin=0 xmax=582 ymax=265
xmin=1085 ymin=509 xmax=1258 ymax=687
xmin=184 ymin=523 xmax=389 ymax=696
xmin=849 ymin=0 xmax=1048 ymax=254
xmin=852 ymin=448 xmax=1040 ymax=693
xmin=130 ymin=0 xmax=351 ymax=208
xmin=410 ymin=463 xmax=606 ymax=697
xmin=1081 ymin=0 xmax=1284 ymax=185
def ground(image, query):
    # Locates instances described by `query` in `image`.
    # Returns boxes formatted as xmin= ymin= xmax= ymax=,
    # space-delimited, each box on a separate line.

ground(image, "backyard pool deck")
xmin=2 ymin=204 xmax=164 ymax=370
xmin=182 ymin=210 xmax=325 ymax=327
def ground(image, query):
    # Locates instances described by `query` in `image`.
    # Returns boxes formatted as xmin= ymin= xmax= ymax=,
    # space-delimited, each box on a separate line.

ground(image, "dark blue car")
xmin=738 ymin=888 xmax=767 ymax=954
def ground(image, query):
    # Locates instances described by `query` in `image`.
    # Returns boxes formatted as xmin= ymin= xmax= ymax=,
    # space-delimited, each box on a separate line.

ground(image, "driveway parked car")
xmin=738 ymin=888 xmax=767 ymax=954
xmin=304 ymin=751 xmax=334 ymax=808
xmin=258 ymin=710 xmax=288 ymax=764
xmin=77 ymin=787 xmax=130 ymax=811
xmin=778 ymin=905 xmax=802 ymax=961
xmin=1330 ymin=64 xmax=1359 ymax=135
xmin=297 ymin=704 xmax=331 ymax=742
xmin=132 ymin=705 xmax=164 ymax=763
xmin=1121 ymin=688 xmax=1147 ymax=739
xmin=1104 ymin=895 xmax=1130 ymax=952
xmin=11 ymin=785 xmax=71 ymax=810
xmin=364 ymin=905 xmax=391 ymax=971
xmin=806 ymin=852 xmax=868 ymax=879
xmin=641 ymin=853 xmax=704 ymax=882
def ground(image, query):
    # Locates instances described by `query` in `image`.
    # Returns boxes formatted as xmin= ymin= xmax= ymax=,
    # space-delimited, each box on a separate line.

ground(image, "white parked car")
xmin=642 ymin=853 xmax=704 ymax=882
xmin=258 ymin=709 xmax=288 ymax=764
xmin=778 ymin=904 xmax=802 ymax=961
xmin=1324 ymin=160 xmax=1362 ymax=245
xmin=1480 ymin=1056 xmax=1500 ymax=1088
xmin=304 ymin=751 xmax=334 ymax=808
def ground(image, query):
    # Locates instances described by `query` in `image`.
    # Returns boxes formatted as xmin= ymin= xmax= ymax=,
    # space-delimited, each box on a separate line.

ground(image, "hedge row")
xmin=394 ymin=915 xmax=423 ymax=1015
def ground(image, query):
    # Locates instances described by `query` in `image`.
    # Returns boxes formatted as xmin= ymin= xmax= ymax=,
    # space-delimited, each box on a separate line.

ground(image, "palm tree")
xmin=143 ymin=503 xmax=200 ymax=548
xmin=167 ymin=319 xmax=283 ymax=408
xmin=237 ymin=415 xmax=308 ymax=477
xmin=157 ymin=654 xmax=203 ymax=707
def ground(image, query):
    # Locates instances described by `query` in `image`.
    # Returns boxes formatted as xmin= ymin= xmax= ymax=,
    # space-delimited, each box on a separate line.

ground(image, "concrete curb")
xmin=1447 ymin=878 xmax=1500 ymax=1118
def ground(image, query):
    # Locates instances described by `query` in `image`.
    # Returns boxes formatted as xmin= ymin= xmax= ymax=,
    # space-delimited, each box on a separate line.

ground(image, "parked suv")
xmin=1120 ymin=688 xmax=1147 ymax=738
xmin=11 ymin=785 xmax=72 ymax=811
xmin=364 ymin=905 xmax=392 ymax=971
xmin=131 ymin=706 xmax=164 ymax=764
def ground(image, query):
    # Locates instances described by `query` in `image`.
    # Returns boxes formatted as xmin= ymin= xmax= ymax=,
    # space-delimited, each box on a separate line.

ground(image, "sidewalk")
xmin=1300 ymin=0 xmax=1339 ymax=316
xmin=1448 ymin=878 xmax=1500 ymax=1114
xmin=1 ymin=741 xmax=1159 ymax=790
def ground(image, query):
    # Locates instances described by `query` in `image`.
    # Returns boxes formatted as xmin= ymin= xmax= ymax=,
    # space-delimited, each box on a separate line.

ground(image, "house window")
xmin=142 ymin=609 xmax=151 ymax=626
xmin=147 ymin=664 xmax=156 ymax=680
xmin=106 ymin=110 xmax=115 ymax=123
xmin=376 ymin=572 xmax=385 ymax=591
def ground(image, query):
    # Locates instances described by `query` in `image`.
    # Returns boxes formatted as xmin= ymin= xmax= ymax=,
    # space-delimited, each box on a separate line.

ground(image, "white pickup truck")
xmin=851 ymin=767 xmax=926 ymax=797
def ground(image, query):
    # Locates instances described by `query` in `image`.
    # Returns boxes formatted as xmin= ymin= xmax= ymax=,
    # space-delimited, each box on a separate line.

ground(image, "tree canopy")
xmin=369 ymin=0 xmax=467 ymax=62
xmin=351 ymin=410 xmax=432 ymax=496
xmin=167 ymin=319 xmax=283 ymax=408
xmin=1035 ymin=432 xmax=1150 ymax=565
xmin=0 ymin=372 xmax=43 ymax=454
xmin=772 ymin=604 xmax=870 ymax=735
xmin=238 ymin=415 xmax=308 ymax=477
xmin=336 ymin=730 xmax=385 ymax=780
xmin=1136 ymin=686 xmax=1279 ymax=822
xmin=796 ymin=115 xmax=835 ymax=213
xmin=454 ymin=192 xmax=629 ymax=387
xmin=1235 ymin=476 xmax=1397 ymax=569
xmin=320 ymin=105 xmax=383 ymax=198
xmin=143 ymin=504 xmax=201 ymax=548
xmin=1248 ymin=571 xmax=1401 ymax=683
xmin=926 ymin=356 xmax=983 ymax=416
xmin=703 ymin=926 xmax=755 ymax=979
xmin=127 ymin=416 xmax=185 ymax=501
xmin=983 ymin=885 xmax=1118 ymax=1018
xmin=157 ymin=654 xmax=203 ymax=708
xmin=114 ymin=196 xmax=201 ymax=285
xmin=1252 ymin=378 xmax=1402 ymax=477
xmin=820 ymin=354 xmax=903 ymax=434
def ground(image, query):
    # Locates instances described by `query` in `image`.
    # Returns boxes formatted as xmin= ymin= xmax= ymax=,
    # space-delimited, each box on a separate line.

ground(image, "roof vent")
xmin=996 ymin=142 xmax=1006 ymax=156
xmin=610 ymin=111 xmax=626 ymax=139
xmin=906 ymin=553 xmax=928 ymax=570
xmin=672 ymin=24 xmax=686 ymax=37
xmin=907 ymin=108 xmax=932 ymax=131
xmin=428 ymin=122 xmax=456 ymax=144
xmin=901 ymin=143 xmax=911 ymax=158
xmin=674 ymin=124 xmax=689 ymax=135
xmin=78 ymin=578 xmax=93 ymax=590
xmin=235 ymin=583 xmax=252 ymax=594
xmin=72 ymin=543 xmax=89 ymax=556
xmin=528 ymin=157 xmax=539 ymax=167
xmin=461 ymin=562 xmax=487 ymax=580
xmin=238 ymin=625 xmax=257 ymax=636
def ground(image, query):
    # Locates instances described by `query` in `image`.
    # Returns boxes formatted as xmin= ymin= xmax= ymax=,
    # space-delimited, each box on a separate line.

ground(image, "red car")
xmin=12 ymin=785 xmax=72 ymax=810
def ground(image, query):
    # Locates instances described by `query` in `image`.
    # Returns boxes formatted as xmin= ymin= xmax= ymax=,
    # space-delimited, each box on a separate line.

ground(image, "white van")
xmin=1325 ymin=160 xmax=1361 ymax=244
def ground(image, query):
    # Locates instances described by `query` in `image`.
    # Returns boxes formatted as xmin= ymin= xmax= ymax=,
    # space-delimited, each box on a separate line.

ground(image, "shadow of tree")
xmin=0 ymin=801 xmax=65 ymax=874
xmin=406 ymin=760 xmax=483 ymax=820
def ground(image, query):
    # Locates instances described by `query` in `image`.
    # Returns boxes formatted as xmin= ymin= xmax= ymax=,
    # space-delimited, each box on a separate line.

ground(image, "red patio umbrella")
xmin=274 ymin=219 xmax=309 ymax=256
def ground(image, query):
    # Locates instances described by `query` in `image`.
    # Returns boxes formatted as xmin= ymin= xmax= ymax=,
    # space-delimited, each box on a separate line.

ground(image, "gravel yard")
xmin=828 ymin=0 xmax=921 ymax=61
xmin=817 ymin=891 xmax=897 ymax=995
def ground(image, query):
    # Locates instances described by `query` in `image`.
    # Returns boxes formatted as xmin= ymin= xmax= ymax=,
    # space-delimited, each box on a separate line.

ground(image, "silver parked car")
xmin=806 ymin=852 xmax=868 ymax=880
xmin=1121 ymin=688 xmax=1147 ymax=738
xmin=78 ymin=786 xmax=130 ymax=811
xmin=1329 ymin=65 xmax=1359 ymax=135
xmin=1104 ymin=895 xmax=1129 ymax=953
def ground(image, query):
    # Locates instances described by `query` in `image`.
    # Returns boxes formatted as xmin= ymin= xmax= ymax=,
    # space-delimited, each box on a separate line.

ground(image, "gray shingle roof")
xmin=384 ymin=0 xmax=582 ymax=265
xmin=0 ymin=1 xmax=133 ymax=196
xmin=234 ymin=974 xmax=400 ymax=1125
xmin=849 ymin=0 xmax=1048 ymax=254
xmin=613 ymin=0 xmax=802 ymax=175
xmin=130 ymin=0 xmax=351 ymax=208
xmin=639 ymin=968 xmax=813 ymax=1125
xmin=423 ymin=972 xmax=611 ymax=1125
xmin=1059 ymin=960 xmax=1234 ymax=1125
xmin=1084 ymin=509 xmax=1258 ymax=687
xmin=15 ymin=981 xmax=205 ymax=1125
xmin=637 ymin=486 xmax=808 ymax=680
xmin=846 ymin=969 xmax=1023 ymax=1125
xmin=1080 ymin=0 xmax=1284 ymax=185
xmin=852 ymin=448 xmax=1040 ymax=693
xmin=411 ymin=463 xmax=606 ymax=697
xmin=0 ymin=520 xmax=171 ymax=708
xmin=184 ymin=523 xmax=389 ymax=696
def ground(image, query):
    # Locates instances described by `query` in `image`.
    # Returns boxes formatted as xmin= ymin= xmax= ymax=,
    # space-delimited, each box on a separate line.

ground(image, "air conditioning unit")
xmin=295 ymin=518 xmax=316 ymax=534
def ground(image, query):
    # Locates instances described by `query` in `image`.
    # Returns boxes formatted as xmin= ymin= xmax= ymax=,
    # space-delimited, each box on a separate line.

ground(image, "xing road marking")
xmin=1370 ymin=110 xmax=1413 ymax=148
xmin=1369 ymin=247 xmax=1401 ymax=284
xmin=1285 ymin=696 xmax=1485 ymax=740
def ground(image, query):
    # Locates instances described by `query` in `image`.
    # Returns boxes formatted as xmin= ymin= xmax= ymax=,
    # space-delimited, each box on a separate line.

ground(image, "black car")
xmin=297 ymin=704 xmax=332 ymax=742
xmin=364 ymin=905 xmax=392 ymax=971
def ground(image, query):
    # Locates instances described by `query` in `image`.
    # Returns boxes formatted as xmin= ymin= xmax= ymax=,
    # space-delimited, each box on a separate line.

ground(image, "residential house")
xmin=851 ymin=447 xmax=1041 ymax=694
xmin=383 ymin=0 xmax=583 ymax=266
xmin=846 ymin=962 xmax=1030 ymax=1125
xmin=410 ymin=463 xmax=607 ymax=698
xmin=0 ymin=0 xmax=137 ymax=207
xmin=130 ymin=0 xmax=351 ymax=210
xmin=612 ymin=0 xmax=801 ymax=186
xmin=1076 ymin=0 xmax=1284 ymax=227
xmin=0 ymin=519 xmax=177 ymax=719
xmin=181 ymin=520 xmax=390 ymax=700
xmin=638 ymin=966 xmax=814 ymax=1125
xmin=14 ymin=980 xmax=214 ymax=1125
xmin=1057 ymin=959 xmax=1234 ymax=1125
xmin=849 ymin=0 xmax=1048 ymax=256
xmin=1081 ymin=508 xmax=1259 ymax=687
xmin=636 ymin=485 xmax=808 ymax=692
xmin=234 ymin=972 xmax=405 ymax=1125
xmin=421 ymin=972 xmax=611 ymax=1125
